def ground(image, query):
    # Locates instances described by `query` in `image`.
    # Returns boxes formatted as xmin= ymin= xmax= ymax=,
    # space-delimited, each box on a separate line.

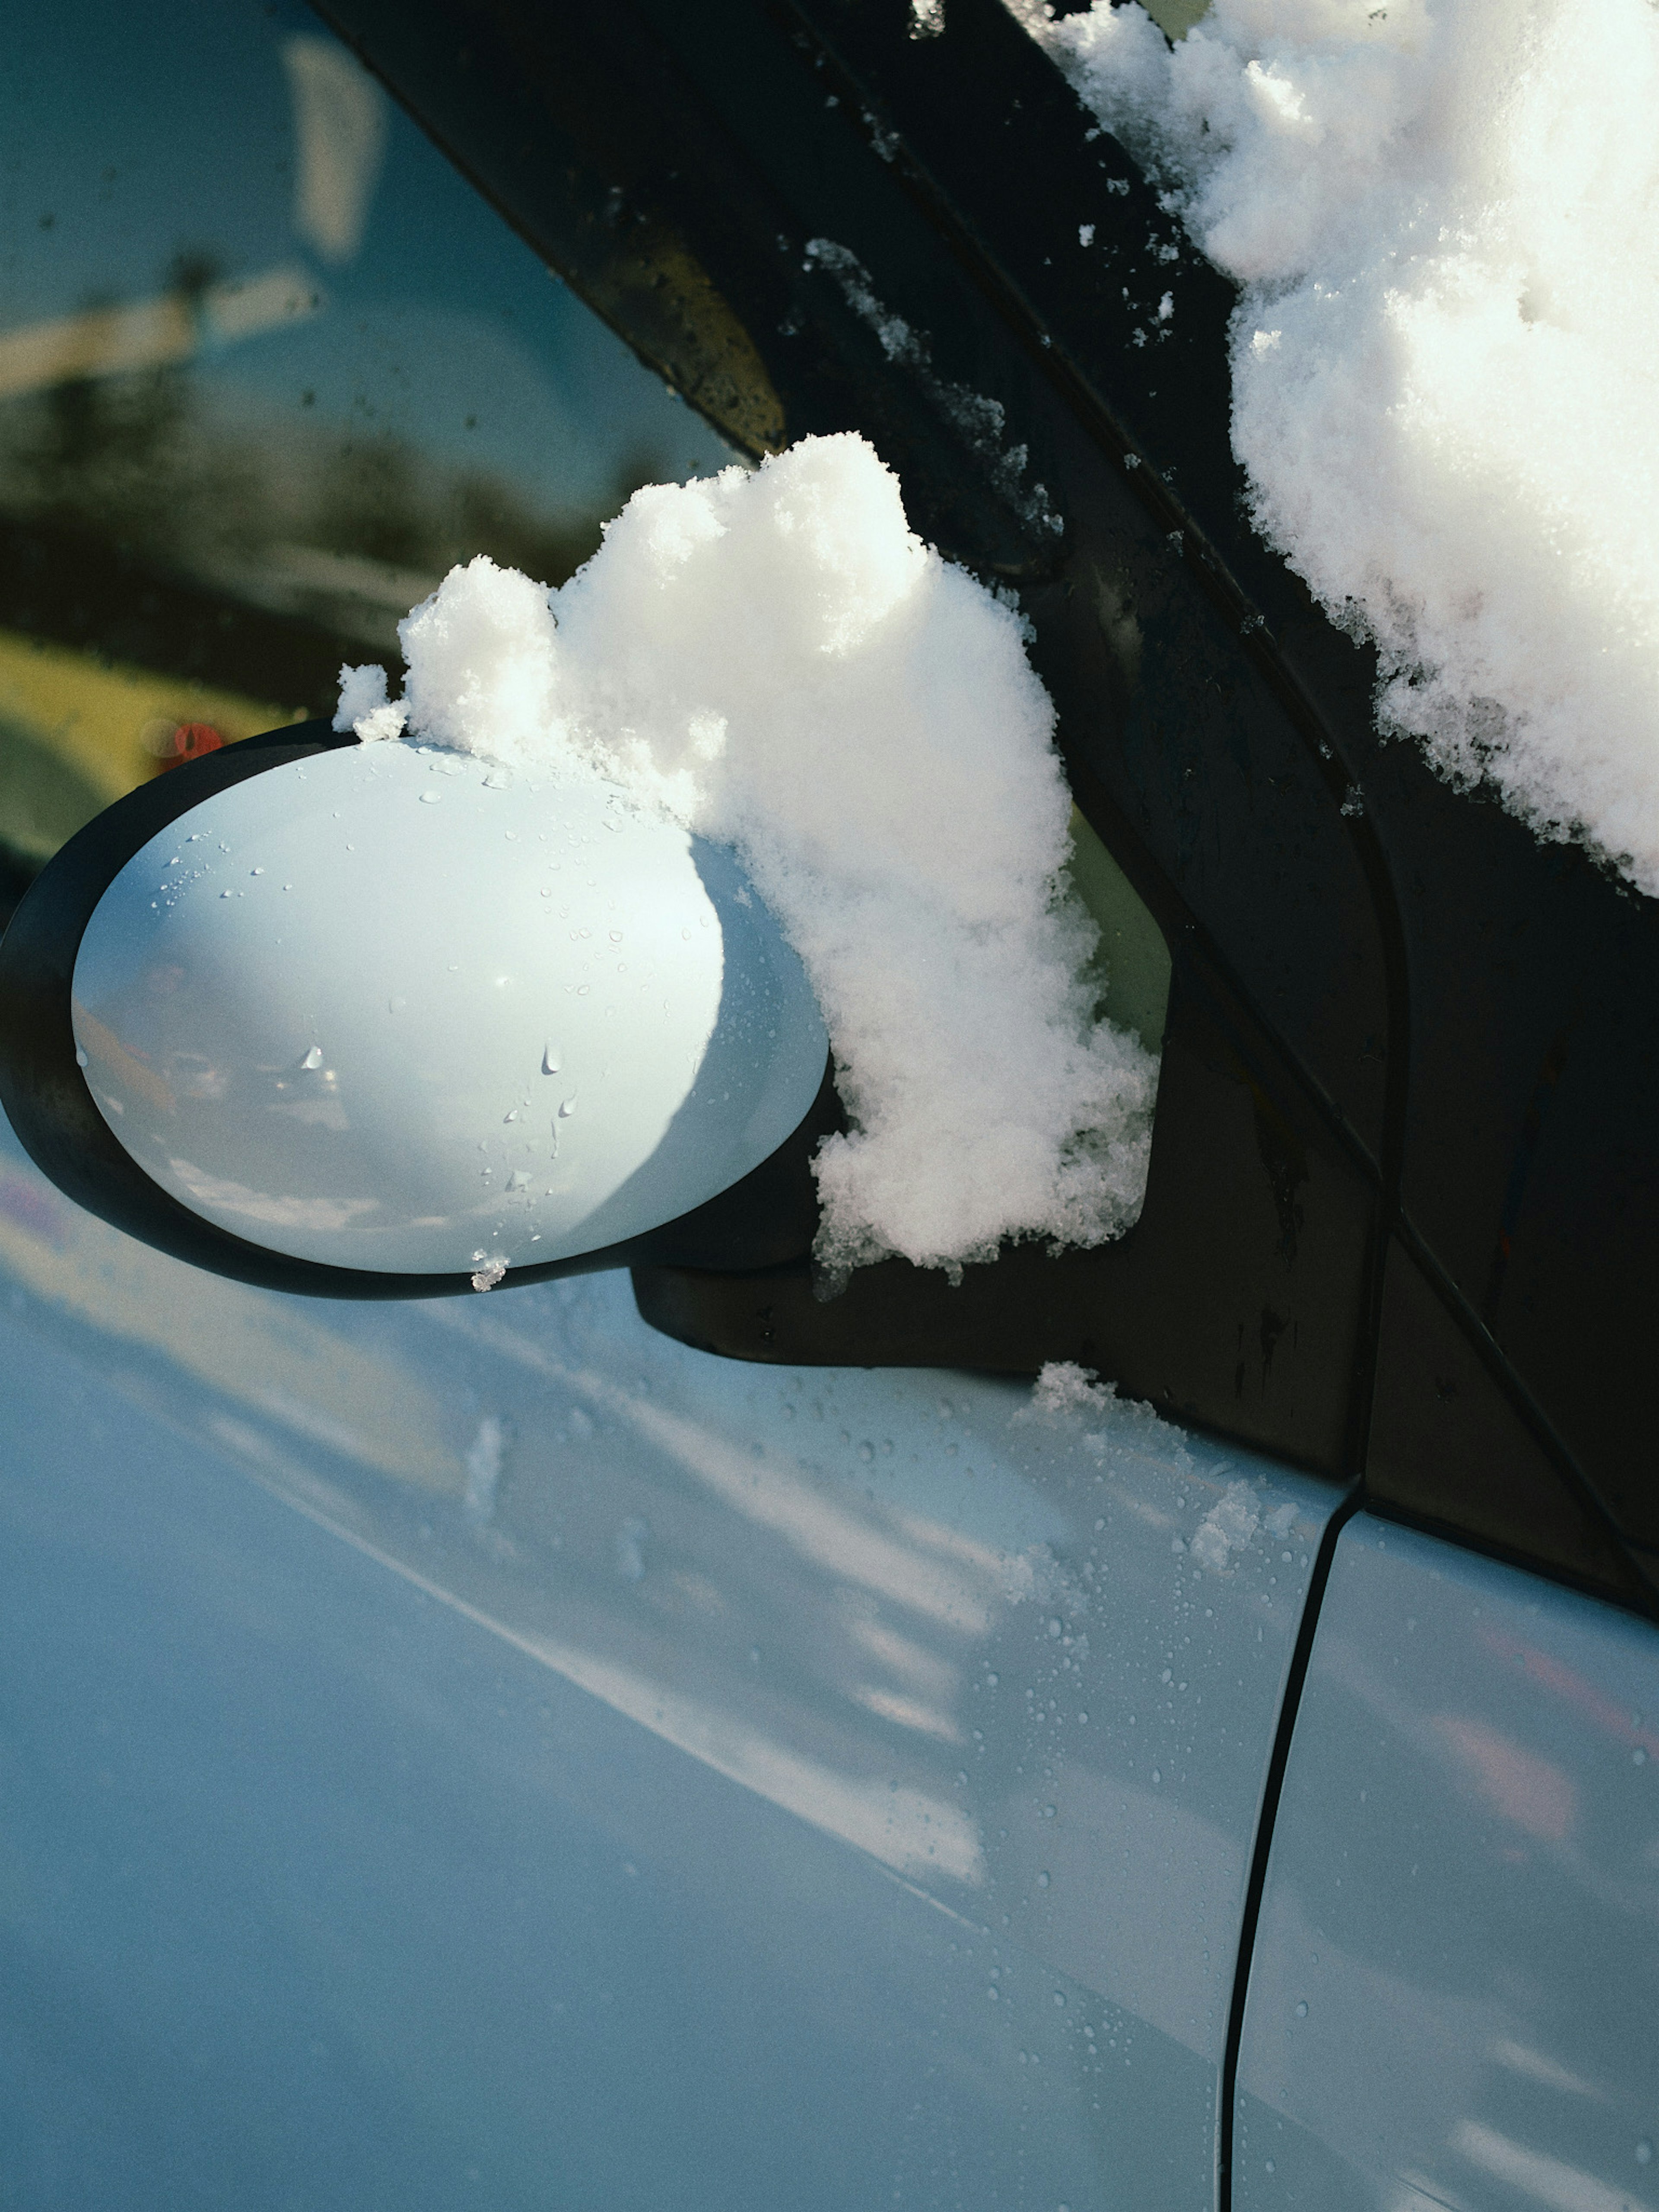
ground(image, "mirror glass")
xmin=71 ymin=743 xmax=827 ymax=1276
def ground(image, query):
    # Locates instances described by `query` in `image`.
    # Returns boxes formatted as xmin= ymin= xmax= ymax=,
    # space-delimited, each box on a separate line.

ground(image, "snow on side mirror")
xmin=0 ymin=728 xmax=832 ymax=1295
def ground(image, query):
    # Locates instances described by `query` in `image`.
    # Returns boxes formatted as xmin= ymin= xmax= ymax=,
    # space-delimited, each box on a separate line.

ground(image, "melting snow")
xmin=1017 ymin=0 xmax=1659 ymax=893
xmin=1027 ymin=1363 xmax=1285 ymax=1569
xmin=1189 ymin=1478 xmax=1260 ymax=1571
xmin=1026 ymin=1358 xmax=1123 ymax=1424
xmin=336 ymin=435 xmax=1156 ymax=1277
xmin=1022 ymin=1360 xmax=1195 ymax=1473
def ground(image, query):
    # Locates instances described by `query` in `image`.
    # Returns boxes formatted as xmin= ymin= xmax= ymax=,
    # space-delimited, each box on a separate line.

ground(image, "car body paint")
xmin=0 ymin=1115 xmax=1332 ymax=2208
xmin=1236 ymin=1514 xmax=1659 ymax=2210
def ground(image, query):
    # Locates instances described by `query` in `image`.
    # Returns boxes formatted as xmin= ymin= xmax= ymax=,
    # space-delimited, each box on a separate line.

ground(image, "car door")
xmin=1233 ymin=1512 xmax=1659 ymax=2212
xmin=0 ymin=6 xmax=1339 ymax=2207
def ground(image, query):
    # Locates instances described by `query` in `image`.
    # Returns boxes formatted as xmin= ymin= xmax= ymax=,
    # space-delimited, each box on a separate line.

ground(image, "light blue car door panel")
xmin=1235 ymin=1513 xmax=1659 ymax=2211
xmin=0 ymin=1123 xmax=1336 ymax=2208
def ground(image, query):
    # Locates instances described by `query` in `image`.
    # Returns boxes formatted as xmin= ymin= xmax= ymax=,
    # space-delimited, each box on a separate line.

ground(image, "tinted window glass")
xmin=0 ymin=0 xmax=734 ymax=882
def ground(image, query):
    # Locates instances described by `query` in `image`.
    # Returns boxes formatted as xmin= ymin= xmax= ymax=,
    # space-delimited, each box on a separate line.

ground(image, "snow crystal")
xmin=337 ymin=435 xmax=1157 ymax=1278
xmin=1018 ymin=0 xmax=1659 ymax=894
xmin=1189 ymin=1477 xmax=1260 ymax=1571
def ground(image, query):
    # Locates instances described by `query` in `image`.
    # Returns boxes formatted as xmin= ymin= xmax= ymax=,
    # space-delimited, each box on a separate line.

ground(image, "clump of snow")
xmin=1020 ymin=1359 xmax=1195 ymax=1475
xmin=1018 ymin=0 xmax=1659 ymax=893
xmin=1189 ymin=1477 xmax=1260 ymax=1571
xmin=1025 ymin=1357 xmax=1119 ymax=1422
xmin=337 ymin=435 xmax=1156 ymax=1277
xmin=334 ymin=661 xmax=406 ymax=745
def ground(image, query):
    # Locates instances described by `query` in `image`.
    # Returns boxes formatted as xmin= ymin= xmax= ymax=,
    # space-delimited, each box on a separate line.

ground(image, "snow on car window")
xmin=337 ymin=435 xmax=1159 ymax=1278
xmin=1013 ymin=0 xmax=1659 ymax=895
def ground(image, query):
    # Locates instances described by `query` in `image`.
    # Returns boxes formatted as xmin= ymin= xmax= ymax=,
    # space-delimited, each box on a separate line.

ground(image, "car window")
xmin=0 ymin=0 xmax=734 ymax=890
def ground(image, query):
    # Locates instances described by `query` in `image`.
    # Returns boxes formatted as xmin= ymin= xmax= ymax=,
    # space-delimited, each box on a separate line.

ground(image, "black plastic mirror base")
xmin=636 ymin=946 xmax=1376 ymax=1479
xmin=0 ymin=723 xmax=841 ymax=1300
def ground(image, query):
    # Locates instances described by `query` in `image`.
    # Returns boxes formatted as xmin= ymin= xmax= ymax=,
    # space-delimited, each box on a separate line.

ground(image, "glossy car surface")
xmin=0 ymin=1106 xmax=1329 ymax=2206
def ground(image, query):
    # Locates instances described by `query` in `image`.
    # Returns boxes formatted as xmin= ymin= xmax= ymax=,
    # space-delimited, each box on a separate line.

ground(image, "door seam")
xmin=1217 ymin=1479 xmax=1364 ymax=2211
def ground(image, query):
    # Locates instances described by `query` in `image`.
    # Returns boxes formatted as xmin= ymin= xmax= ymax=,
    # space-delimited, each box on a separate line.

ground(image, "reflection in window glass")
xmin=0 ymin=0 xmax=735 ymax=895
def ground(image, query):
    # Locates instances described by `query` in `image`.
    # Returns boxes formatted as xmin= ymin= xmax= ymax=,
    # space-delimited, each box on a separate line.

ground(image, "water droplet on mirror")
xmin=420 ymin=791 xmax=442 ymax=804
xmin=615 ymin=1516 xmax=649 ymax=1582
xmin=74 ymin=1047 xmax=88 ymax=1068
xmin=543 ymin=1044 xmax=561 ymax=1074
xmin=1294 ymin=2000 xmax=1308 ymax=2018
xmin=506 ymin=1169 xmax=531 ymax=1189
xmin=559 ymin=1096 xmax=577 ymax=1117
xmin=300 ymin=1046 xmax=323 ymax=1070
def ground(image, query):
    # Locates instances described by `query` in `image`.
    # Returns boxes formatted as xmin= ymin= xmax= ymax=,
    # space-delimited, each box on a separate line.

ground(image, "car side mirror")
xmin=0 ymin=723 xmax=835 ymax=1297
